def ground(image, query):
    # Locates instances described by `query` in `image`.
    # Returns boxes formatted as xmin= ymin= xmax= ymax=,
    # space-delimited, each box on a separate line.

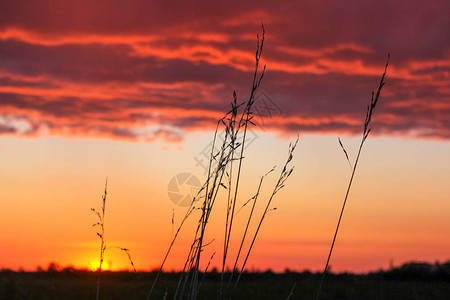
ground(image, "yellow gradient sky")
xmin=0 ymin=132 xmax=449 ymax=272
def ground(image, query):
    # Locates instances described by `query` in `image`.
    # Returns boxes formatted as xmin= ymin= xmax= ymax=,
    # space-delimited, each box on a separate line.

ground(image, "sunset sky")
xmin=0 ymin=0 xmax=449 ymax=273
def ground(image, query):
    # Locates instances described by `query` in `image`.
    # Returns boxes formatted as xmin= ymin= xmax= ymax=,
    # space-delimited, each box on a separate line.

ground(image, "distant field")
xmin=1 ymin=263 xmax=449 ymax=300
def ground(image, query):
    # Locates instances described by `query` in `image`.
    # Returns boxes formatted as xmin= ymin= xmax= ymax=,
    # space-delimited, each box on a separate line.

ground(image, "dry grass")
xmin=146 ymin=24 xmax=299 ymax=300
xmin=90 ymin=179 xmax=107 ymax=300
xmin=315 ymin=53 xmax=390 ymax=300
xmin=90 ymin=179 xmax=136 ymax=300
xmin=88 ymin=26 xmax=391 ymax=300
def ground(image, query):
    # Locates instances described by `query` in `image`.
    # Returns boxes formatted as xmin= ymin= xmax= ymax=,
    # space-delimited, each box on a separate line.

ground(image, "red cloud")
xmin=0 ymin=1 xmax=449 ymax=142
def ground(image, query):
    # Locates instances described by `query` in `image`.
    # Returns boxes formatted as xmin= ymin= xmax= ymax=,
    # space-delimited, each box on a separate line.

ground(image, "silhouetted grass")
xmin=90 ymin=179 xmax=108 ymax=300
xmin=146 ymin=24 xmax=300 ymax=300
xmin=90 ymin=179 xmax=136 ymax=299
xmin=316 ymin=53 xmax=390 ymax=300
xmin=80 ymin=25 xmax=398 ymax=300
xmin=2 ymin=263 xmax=449 ymax=300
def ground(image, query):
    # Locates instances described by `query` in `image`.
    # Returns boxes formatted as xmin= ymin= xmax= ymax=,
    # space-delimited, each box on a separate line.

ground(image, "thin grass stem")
xmin=315 ymin=54 xmax=390 ymax=300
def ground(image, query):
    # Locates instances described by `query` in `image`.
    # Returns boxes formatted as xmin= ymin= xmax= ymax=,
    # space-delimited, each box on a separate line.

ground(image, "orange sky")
xmin=0 ymin=1 xmax=449 ymax=273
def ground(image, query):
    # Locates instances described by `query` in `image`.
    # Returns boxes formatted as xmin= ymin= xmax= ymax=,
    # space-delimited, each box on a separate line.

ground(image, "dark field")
xmin=1 ymin=262 xmax=449 ymax=300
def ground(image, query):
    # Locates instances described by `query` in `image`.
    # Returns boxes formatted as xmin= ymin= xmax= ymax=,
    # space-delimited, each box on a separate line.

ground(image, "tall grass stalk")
xmin=146 ymin=204 xmax=198 ymax=300
xmin=227 ymin=167 xmax=274 ymax=286
xmin=175 ymin=25 xmax=267 ymax=300
xmin=190 ymin=116 xmax=237 ymax=299
xmin=229 ymin=138 xmax=298 ymax=299
xmin=218 ymin=24 xmax=266 ymax=300
xmin=176 ymin=24 xmax=267 ymax=300
xmin=286 ymin=282 xmax=297 ymax=300
xmin=315 ymin=53 xmax=390 ymax=300
xmin=91 ymin=179 xmax=136 ymax=300
xmin=147 ymin=24 xmax=299 ymax=300
xmin=91 ymin=179 xmax=108 ymax=300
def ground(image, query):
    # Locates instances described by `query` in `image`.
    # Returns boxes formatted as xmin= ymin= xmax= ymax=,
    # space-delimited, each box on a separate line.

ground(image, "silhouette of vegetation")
xmin=316 ymin=54 xmax=390 ymax=300
xmin=1 ymin=261 xmax=449 ymax=300
xmin=90 ymin=179 xmax=136 ymax=299
xmin=146 ymin=24 xmax=299 ymax=300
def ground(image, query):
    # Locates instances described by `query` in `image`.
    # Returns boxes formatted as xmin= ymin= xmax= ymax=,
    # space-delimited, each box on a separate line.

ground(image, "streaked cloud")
xmin=1 ymin=0 xmax=449 ymax=141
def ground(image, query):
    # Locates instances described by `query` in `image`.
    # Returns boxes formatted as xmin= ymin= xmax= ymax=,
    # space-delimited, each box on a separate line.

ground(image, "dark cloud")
xmin=0 ymin=39 xmax=245 ymax=86
xmin=0 ymin=1 xmax=448 ymax=141
xmin=0 ymin=124 xmax=16 ymax=134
